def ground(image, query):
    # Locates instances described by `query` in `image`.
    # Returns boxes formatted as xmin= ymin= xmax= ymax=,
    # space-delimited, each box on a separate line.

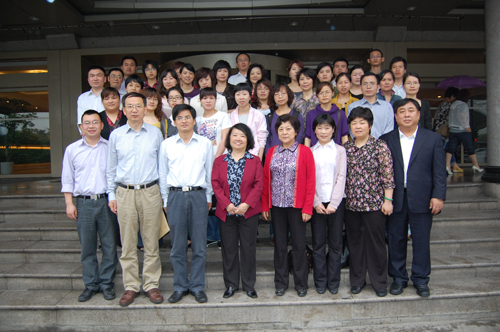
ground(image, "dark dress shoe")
xmin=414 ymin=284 xmax=430 ymax=297
xmin=390 ymin=282 xmax=408 ymax=295
xmin=119 ymin=290 xmax=139 ymax=307
xmin=191 ymin=290 xmax=208 ymax=303
xmin=78 ymin=288 xmax=98 ymax=302
xmin=375 ymin=289 xmax=388 ymax=297
xmin=297 ymin=289 xmax=307 ymax=297
xmin=168 ymin=290 xmax=189 ymax=303
xmin=146 ymin=288 xmax=164 ymax=304
xmin=275 ymin=288 xmax=286 ymax=296
xmin=223 ymin=287 xmax=237 ymax=299
xmin=329 ymin=288 xmax=339 ymax=295
xmin=350 ymin=285 xmax=364 ymax=294
xmin=316 ymin=288 xmax=326 ymax=294
xmin=102 ymin=288 xmax=115 ymax=301
xmin=246 ymin=290 xmax=258 ymax=298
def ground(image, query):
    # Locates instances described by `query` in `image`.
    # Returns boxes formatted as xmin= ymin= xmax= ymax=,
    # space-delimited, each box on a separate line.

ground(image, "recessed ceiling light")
xmin=290 ymin=22 xmax=299 ymax=26
xmin=407 ymin=6 xmax=417 ymax=11
xmin=30 ymin=16 xmax=39 ymax=21
xmin=152 ymin=25 xmax=160 ymax=30
xmin=46 ymin=0 xmax=55 ymax=3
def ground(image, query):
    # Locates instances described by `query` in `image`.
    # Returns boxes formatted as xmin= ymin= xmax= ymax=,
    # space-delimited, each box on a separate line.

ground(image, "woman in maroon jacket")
xmin=261 ymin=114 xmax=316 ymax=297
xmin=211 ymin=123 xmax=264 ymax=299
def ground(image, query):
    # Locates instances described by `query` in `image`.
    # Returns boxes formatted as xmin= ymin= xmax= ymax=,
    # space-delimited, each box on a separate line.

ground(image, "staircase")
xmin=0 ymin=179 xmax=499 ymax=331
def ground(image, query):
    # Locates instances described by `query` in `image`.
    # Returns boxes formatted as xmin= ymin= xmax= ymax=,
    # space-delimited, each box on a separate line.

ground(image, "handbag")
xmin=437 ymin=120 xmax=450 ymax=138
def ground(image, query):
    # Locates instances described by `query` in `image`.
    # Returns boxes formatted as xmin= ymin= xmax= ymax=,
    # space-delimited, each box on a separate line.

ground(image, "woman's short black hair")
xmin=213 ymin=60 xmax=231 ymax=75
xmin=378 ymin=69 xmax=395 ymax=82
xmin=225 ymin=123 xmax=255 ymax=152
xmin=347 ymin=107 xmax=374 ymax=127
xmin=313 ymin=113 xmax=336 ymax=132
xmin=167 ymin=86 xmax=185 ymax=100
xmin=271 ymin=82 xmax=294 ymax=108
xmin=159 ymin=69 xmax=179 ymax=96
xmin=403 ymin=71 xmax=421 ymax=84
xmin=275 ymin=114 xmax=301 ymax=135
xmin=335 ymin=72 xmax=351 ymax=84
xmin=234 ymin=82 xmax=253 ymax=94
xmin=247 ymin=63 xmax=267 ymax=82
xmin=172 ymin=104 xmax=196 ymax=121
xmin=142 ymin=59 xmax=159 ymax=74
xmin=180 ymin=63 xmax=196 ymax=75
xmin=200 ymin=87 xmax=217 ymax=99
xmin=315 ymin=62 xmax=333 ymax=75
xmin=349 ymin=64 xmax=365 ymax=76
xmin=297 ymin=68 xmax=316 ymax=83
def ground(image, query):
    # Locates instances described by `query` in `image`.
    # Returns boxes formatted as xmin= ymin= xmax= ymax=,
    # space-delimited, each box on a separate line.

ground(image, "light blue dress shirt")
xmin=347 ymin=98 xmax=395 ymax=139
xmin=106 ymin=122 xmax=163 ymax=201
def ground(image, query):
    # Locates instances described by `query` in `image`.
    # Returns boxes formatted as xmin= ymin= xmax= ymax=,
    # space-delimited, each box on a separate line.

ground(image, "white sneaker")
xmin=472 ymin=166 xmax=484 ymax=173
xmin=446 ymin=167 xmax=453 ymax=175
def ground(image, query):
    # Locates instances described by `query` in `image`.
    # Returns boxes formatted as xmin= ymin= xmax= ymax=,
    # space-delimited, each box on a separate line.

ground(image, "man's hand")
xmin=430 ymin=198 xmax=444 ymax=215
xmin=315 ymin=204 xmax=326 ymax=214
xmin=302 ymin=213 xmax=311 ymax=222
xmin=235 ymin=203 xmax=250 ymax=215
xmin=66 ymin=203 xmax=77 ymax=221
xmin=163 ymin=207 xmax=167 ymax=213
xmin=208 ymin=202 xmax=212 ymax=211
xmin=262 ymin=211 xmax=269 ymax=221
xmin=109 ymin=200 xmax=117 ymax=214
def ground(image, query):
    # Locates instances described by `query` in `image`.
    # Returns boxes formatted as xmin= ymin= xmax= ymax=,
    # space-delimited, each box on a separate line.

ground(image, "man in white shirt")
xmin=77 ymin=66 xmax=106 ymax=126
xmin=367 ymin=49 xmax=385 ymax=75
xmin=119 ymin=56 xmax=138 ymax=95
xmin=108 ymin=68 xmax=125 ymax=101
xmin=106 ymin=92 xmax=165 ymax=307
xmin=332 ymin=57 xmax=349 ymax=87
xmin=228 ymin=53 xmax=251 ymax=85
xmin=159 ymin=104 xmax=214 ymax=304
xmin=61 ymin=110 xmax=118 ymax=303
xmin=389 ymin=56 xmax=407 ymax=98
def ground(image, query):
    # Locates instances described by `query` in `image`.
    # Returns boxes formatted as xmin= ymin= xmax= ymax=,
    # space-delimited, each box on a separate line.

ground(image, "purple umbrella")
xmin=436 ymin=75 xmax=486 ymax=90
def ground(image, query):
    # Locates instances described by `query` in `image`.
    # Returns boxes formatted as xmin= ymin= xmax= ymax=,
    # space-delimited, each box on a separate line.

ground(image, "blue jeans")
xmin=167 ymin=189 xmax=208 ymax=292
xmin=207 ymin=215 xmax=221 ymax=241
xmin=446 ymin=132 xmax=476 ymax=155
xmin=76 ymin=197 xmax=118 ymax=291
xmin=443 ymin=141 xmax=456 ymax=165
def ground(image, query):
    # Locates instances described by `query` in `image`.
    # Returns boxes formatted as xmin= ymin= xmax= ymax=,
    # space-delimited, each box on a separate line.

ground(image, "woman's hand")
xmin=227 ymin=203 xmax=237 ymax=215
xmin=235 ymin=203 xmax=250 ymax=215
xmin=381 ymin=200 xmax=393 ymax=216
xmin=315 ymin=204 xmax=326 ymax=214
xmin=325 ymin=205 xmax=337 ymax=214
xmin=302 ymin=213 xmax=312 ymax=222
xmin=262 ymin=211 xmax=269 ymax=221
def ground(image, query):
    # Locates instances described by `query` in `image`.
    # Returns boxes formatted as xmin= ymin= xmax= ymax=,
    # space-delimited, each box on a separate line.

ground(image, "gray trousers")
xmin=167 ymin=189 xmax=208 ymax=292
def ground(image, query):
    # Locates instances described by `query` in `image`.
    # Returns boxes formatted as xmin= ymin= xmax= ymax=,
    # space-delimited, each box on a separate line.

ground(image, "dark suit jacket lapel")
xmin=409 ymin=128 xmax=426 ymax=167
xmin=390 ymin=130 xmax=404 ymax=169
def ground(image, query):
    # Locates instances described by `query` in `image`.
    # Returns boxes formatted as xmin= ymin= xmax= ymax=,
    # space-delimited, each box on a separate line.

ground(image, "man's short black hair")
xmin=361 ymin=72 xmax=380 ymax=85
xmin=297 ymin=68 xmax=316 ymax=83
xmin=236 ymin=52 xmax=251 ymax=63
xmin=81 ymin=109 xmax=101 ymax=123
xmin=142 ymin=59 xmax=159 ymax=73
xmin=315 ymin=62 xmax=333 ymax=75
xmin=87 ymin=66 xmax=106 ymax=76
xmin=172 ymin=104 xmax=196 ymax=121
xmin=275 ymin=114 xmax=301 ymax=135
xmin=370 ymin=49 xmax=384 ymax=58
xmin=444 ymin=87 xmax=460 ymax=99
xmin=125 ymin=75 xmax=144 ymax=89
xmin=108 ymin=68 xmax=124 ymax=77
xmin=122 ymin=92 xmax=146 ymax=108
xmin=225 ymin=123 xmax=255 ymax=152
xmin=180 ymin=63 xmax=196 ymax=75
xmin=333 ymin=57 xmax=349 ymax=68
xmin=347 ymin=107 xmax=374 ymax=127
xmin=389 ymin=56 xmax=407 ymax=70
xmin=393 ymin=98 xmax=421 ymax=114
xmin=121 ymin=56 xmax=137 ymax=67
xmin=200 ymin=87 xmax=217 ymax=99
xmin=313 ymin=113 xmax=336 ymax=133
xmin=234 ymin=82 xmax=252 ymax=95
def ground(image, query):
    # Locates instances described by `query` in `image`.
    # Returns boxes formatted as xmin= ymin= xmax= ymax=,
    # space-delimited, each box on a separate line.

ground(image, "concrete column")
xmin=482 ymin=0 xmax=500 ymax=183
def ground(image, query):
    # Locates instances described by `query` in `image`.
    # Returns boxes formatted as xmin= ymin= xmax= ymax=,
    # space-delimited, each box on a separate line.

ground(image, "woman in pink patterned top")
xmin=344 ymin=106 xmax=395 ymax=298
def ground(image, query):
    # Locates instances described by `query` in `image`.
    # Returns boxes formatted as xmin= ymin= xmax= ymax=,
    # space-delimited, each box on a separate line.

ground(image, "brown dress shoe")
xmin=146 ymin=288 xmax=164 ymax=304
xmin=119 ymin=290 xmax=139 ymax=307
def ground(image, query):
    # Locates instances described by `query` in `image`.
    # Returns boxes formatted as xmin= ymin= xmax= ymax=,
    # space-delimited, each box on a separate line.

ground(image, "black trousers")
xmin=388 ymin=191 xmax=433 ymax=285
xmin=310 ymin=199 xmax=345 ymax=290
xmin=271 ymin=206 xmax=308 ymax=290
xmin=345 ymin=209 xmax=387 ymax=290
xmin=218 ymin=214 xmax=259 ymax=291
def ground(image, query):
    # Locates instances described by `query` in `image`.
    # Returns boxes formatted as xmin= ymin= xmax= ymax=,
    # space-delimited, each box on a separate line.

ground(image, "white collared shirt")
xmin=312 ymin=140 xmax=337 ymax=203
xmin=77 ymin=89 xmax=105 ymax=125
xmin=399 ymin=127 xmax=418 ymax=188
xmin=158 ymin=133 xmax=214 ymax=207
xmin=392 ymin=84 xmax=407 ymax=98
xmin=228 ymin=72 xmax=247 ymax=85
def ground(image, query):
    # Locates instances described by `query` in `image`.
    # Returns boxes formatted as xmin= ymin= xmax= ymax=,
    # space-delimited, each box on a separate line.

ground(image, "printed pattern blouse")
xmin=225 ymin=151 xmax=254 ymax=216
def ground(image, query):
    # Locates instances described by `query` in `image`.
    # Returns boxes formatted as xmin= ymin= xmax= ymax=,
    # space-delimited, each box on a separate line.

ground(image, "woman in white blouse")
xmin=310 ymin=113 xmax=347 ymax=296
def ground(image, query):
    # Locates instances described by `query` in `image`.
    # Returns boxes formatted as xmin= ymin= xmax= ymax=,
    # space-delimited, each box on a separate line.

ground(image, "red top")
xmin=211 ymin=154 xmax=264 ymax=222
xmin=261 ymin=144 xmax=316 ymax=215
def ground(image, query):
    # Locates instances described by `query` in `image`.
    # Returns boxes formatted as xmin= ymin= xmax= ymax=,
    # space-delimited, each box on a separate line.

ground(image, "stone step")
xmin=0 ymin=276 xmax=499 ymax=331
xmin=0 ymin=251 xmax=498 ymax=292
xmin=0 ymin=194 xmax=66 ymax=210
xmin=441 ymin=195 xmax=497 ymax=212
xmin=445 ymin=182 xmax=483 ymax=197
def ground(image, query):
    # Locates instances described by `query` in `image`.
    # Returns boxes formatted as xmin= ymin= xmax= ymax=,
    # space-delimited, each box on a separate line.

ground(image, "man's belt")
xmin=169 ymin=186 xmax=203 ymax=192
xmin=77 ymin=193 xmax=108 ymax=200
xmin=119 ymin=180 xmax=158 ymax=190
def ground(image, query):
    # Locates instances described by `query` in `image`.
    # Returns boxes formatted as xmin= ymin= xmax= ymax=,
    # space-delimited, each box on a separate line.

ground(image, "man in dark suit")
xmin=380 ymin=98 xmax=446 ymax=297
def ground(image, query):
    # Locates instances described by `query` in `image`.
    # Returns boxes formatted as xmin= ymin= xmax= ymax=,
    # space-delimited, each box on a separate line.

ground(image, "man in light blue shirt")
xmin=228 ymin=53 xmax=251 ymax=85
xmin=159 ymin=104 xmax=214 ymax=304
xmin=106 ymin=92 xmax=165 ymax=307
xmin=61 ymin=110 xmax=118 ymax=303
xmin=347 ymin=73 xmax=394 ymax=139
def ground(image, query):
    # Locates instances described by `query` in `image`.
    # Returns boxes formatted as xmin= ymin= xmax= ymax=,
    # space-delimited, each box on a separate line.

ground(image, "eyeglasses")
xmin=370 ymin=55 xmax=382 ymax=59
xmin=145 ymin=68 xmax=157 ymax=72
xmin=109 ymin=74 xmax=123 ymax=79
xmin=237 ymin=59 xmax=250 ymax=63
xmin=257 ymin=87 xmax=269 ymax=91
xmin=125 ymin=104 xmax=144 ymax=111
xmin=362 ymin=82 xmax=377 ymax=87
xmin=83 ymin=120 xmax=100 ymax=126
xmin=146 ymin=97 xmax=158 ymax=101
xmin=318 ymin=91 xmax=332 ymax=96
xmin=168 ymin=96 xmax=182 ymax=101
xmin=176 ymin=115 xmax=192 ymax=121
xmin=274 ymin=92 xmax=287 ymax=97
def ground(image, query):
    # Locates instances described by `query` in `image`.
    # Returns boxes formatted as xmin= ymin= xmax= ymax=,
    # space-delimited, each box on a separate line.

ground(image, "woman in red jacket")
xmin=261 ymin=114 xmax=316 ymax=297
xmin=211 ymin=123 xmax=264 ymax=299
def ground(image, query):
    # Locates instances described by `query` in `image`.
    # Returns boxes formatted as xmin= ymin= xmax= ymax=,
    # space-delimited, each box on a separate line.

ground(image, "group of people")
xmin=63 ymin=50 xmax=458 ymax=307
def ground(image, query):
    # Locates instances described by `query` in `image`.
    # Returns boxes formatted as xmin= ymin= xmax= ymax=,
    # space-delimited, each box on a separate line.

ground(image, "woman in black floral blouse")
xmin=211 ymin=123 xmax=264 ymax=300
xmin=344 ymin=106 xmax=395 ymax=297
